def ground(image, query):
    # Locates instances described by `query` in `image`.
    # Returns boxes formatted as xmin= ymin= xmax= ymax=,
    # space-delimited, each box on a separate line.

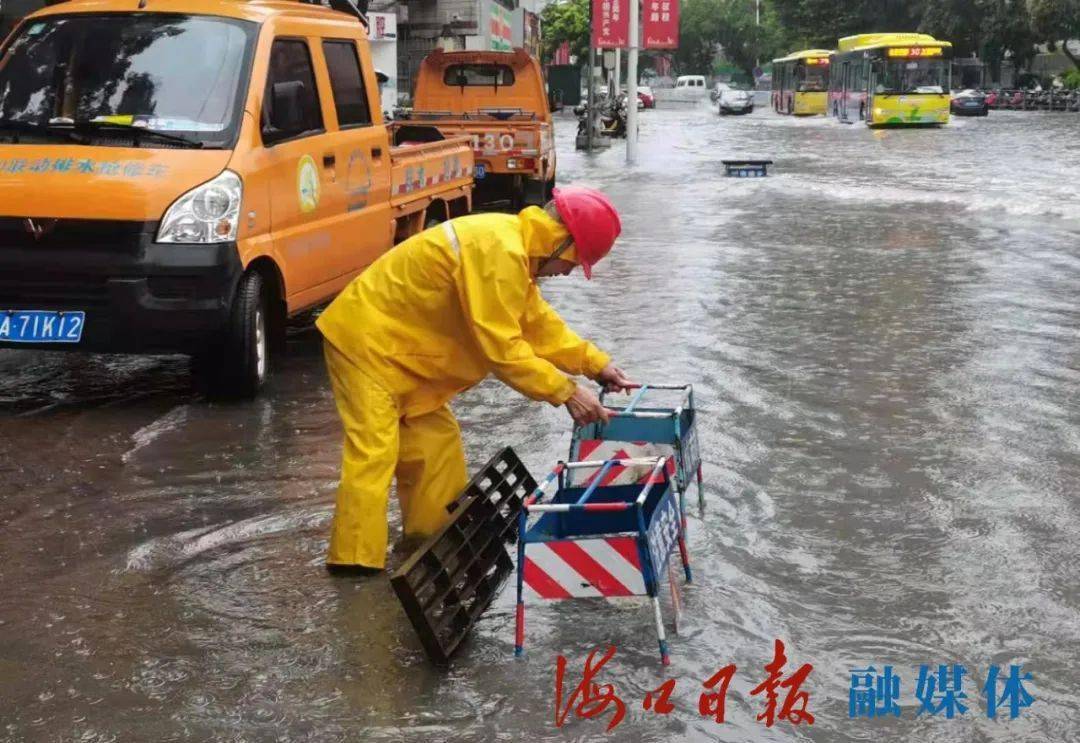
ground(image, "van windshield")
xmin=0 ymin=13 xmax=256 ymax=148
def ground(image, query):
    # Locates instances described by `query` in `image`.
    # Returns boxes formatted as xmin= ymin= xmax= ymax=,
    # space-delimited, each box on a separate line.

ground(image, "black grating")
xmin=0 ymin=217 xmax=153 ymax=251
xmin=0 ymin=273 xmax=111 ymax=307
xmin=391 ymin=447 xmax=535 ymax=665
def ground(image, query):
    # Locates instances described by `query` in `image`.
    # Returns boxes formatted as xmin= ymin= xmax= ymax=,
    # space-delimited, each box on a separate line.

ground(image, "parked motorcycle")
xmin=574 ymin=93 xmax=628 ymax=149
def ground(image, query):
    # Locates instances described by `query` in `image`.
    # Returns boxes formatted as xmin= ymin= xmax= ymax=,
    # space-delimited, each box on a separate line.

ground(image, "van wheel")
xmin=196 ymin=270 xmax=269 ymax=399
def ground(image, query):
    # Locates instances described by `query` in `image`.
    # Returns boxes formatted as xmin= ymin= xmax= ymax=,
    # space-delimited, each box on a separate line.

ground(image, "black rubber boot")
xmin=325 ymin=563 xmax=383 ymax=577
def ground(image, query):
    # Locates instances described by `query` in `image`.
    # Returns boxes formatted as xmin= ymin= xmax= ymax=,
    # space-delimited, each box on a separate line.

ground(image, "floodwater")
xmin=2 ymin=105 xmax=1079 ymax=742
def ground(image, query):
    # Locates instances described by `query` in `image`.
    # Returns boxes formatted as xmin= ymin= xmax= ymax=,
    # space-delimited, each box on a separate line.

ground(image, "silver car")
xmin=719 ymin=88 xmax=754 ymax=115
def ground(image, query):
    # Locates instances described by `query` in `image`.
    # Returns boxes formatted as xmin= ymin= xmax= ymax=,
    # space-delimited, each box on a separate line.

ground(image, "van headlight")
xmin=157 ymin=170 xmax=242 ymax=243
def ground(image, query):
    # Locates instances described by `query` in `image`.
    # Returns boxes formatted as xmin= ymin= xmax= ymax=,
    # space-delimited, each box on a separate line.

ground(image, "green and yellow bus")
xmin=828 ymin=33 xmax=953 ymax=126
xmin=771 ymin=49 xmax=832 ymax=115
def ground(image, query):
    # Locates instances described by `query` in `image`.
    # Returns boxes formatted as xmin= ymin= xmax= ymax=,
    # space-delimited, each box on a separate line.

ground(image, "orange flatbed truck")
xmin=0 ymin=0 xmax=473 ymax=396
xmin=393 ymin=48 xmax=556 ymax=208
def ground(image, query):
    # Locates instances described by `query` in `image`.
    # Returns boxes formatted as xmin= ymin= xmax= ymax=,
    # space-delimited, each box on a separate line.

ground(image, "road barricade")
xmin=515 ymin=455 xmax=692 ymax=664
xmin=569 ymin=383 xmax=704 ymax=525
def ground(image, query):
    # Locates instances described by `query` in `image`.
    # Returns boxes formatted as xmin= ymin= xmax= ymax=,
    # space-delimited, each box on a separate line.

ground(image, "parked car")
xmin=718 ymin=87 xmax=755 ymax=115
xmin=398 ymin=49 xmax=556 ymax=208
xmin=951 ymin=89 xmax=989 ymax=116
xmin=0 ymin=0 xmax=476 ymax=397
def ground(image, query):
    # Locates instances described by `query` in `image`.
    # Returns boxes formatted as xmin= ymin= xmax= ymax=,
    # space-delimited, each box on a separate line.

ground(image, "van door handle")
xmin=323 ymin=153 xmax=336 ymax=168
xmin=371 ymin=147 xmax=383 ymax=159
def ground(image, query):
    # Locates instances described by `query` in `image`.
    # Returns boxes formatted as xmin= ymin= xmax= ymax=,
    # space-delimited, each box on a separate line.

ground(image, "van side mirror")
xmin=262 ymin=81 xmax=307 ymax=144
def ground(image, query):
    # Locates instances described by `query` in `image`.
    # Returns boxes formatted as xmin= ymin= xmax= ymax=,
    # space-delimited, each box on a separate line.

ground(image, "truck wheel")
xmin=197 ymin=270 xmax=269 ymax=399
xmin=524 ymin=177 xmax=552 ymax=206
xmin=507 ymin=175 xmax=526 ymax=210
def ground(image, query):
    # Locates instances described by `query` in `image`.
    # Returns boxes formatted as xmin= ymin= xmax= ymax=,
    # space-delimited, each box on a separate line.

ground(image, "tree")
xmin=676 ymin=0 xmax=785 ymax=77
xmin=541 ymin=0 xmax=590 ymax=64
xmin=920 ymin=0 xmax=1037 ymax=81
xmin=675 ymin=0 xmax=725 ymax=73
xmin=1030 ymin=0 xmax=1080 ymax=69
xmin=769 ymin=0 xmax=922 ymax=48
xmin=977 ymin=0 xmax=1038 ymax=78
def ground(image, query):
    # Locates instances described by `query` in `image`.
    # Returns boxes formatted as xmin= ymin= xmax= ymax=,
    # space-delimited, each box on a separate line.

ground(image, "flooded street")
xmin=2 ymin=106 xmax=1079 ymax=741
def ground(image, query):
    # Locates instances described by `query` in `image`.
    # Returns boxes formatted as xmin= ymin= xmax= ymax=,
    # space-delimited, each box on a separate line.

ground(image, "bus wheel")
xmin=196 ymin=270 xmax=270 ymax=399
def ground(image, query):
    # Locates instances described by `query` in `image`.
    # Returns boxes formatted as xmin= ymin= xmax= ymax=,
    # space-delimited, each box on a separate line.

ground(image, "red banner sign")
xmin=592 ymin=0 xmax=629 ymax=48
xmin=643 ymin=0 xmax=679 ymax=49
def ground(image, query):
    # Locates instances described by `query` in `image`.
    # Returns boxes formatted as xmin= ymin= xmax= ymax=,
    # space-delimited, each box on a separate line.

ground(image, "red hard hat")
xmin=552 ymin=186 xmax=621 ymax=279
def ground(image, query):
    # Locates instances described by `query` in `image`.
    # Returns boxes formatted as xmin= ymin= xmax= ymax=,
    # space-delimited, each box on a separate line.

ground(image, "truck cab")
xmin=0 ymin=0 xmax=473 ymax=396
xmin=395 ymin=48 xmax=555 ymax=208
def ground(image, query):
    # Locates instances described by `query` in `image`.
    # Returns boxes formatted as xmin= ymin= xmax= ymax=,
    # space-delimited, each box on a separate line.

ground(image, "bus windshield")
xmin=0 ymin=13 xmax=256 ymax=148
xmin=799 ymin=65 xmax=828 ymax=92
xmin=875 ymin=59 xmax=947 ymax=95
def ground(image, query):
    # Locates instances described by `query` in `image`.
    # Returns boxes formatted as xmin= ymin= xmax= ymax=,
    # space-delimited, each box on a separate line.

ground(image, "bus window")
xmin=799 ymin=63 xmax=827 ymax=92
xmin=876 ymin=58 xmax=947 ymax=94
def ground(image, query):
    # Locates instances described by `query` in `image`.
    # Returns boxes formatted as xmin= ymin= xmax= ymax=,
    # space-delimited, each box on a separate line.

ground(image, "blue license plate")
xmin=0 ymin=310 xmax=85 ymax=343
xmin=475 ymin=164 xmax=486 ymax=179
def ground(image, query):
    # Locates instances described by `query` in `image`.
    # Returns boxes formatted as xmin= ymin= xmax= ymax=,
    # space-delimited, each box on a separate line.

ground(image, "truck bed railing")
xmin=399 ymin=109 xmax=539 ymax=122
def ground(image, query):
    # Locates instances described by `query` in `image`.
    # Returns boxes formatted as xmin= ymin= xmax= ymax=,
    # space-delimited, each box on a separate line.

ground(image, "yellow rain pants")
xmin=317 ymin=207 xmax=611 ymax=568
xmin=323 ymin=342 xmax=467 ymax=568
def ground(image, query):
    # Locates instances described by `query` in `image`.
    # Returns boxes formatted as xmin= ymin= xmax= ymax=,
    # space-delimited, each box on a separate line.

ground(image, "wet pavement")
xmin=2 ymin=106 xmax=1079 ymax=742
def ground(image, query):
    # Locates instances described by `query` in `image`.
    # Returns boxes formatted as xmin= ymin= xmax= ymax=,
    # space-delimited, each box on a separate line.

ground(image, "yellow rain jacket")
xmin=316 ymin=207 xmax=611 ymax=568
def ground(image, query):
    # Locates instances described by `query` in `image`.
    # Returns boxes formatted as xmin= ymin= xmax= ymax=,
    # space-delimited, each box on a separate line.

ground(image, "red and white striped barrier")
xmin=574 ymin=440 xmax=677 ymax=486
xmin=523 ymin=536 xmax=647 ymax=599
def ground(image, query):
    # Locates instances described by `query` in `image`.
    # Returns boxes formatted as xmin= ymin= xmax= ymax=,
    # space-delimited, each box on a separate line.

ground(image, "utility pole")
xmin=626 ymin=0 xmax=639 ymax=163
xmin=614 ymin=48 xmax=621 ymax=96
xmin=587 ymin=8 xmax=595 ymax=152
xmin=755 ymin=0 xmax=761 ymax=68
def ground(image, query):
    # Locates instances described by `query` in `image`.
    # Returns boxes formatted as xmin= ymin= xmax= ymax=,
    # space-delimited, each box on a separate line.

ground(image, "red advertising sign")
xmin=643 ymin=0 xmax=679 ymax=49
xmin=592 ymin=0 xmax=629 ymax=48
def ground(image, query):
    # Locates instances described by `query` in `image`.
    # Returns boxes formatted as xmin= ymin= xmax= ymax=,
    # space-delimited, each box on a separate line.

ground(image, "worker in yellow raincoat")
xmin=316 ymin=186 xmax=631 ymax=573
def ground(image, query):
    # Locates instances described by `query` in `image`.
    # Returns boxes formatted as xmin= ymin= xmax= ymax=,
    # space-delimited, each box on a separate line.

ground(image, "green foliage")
xmin=540 ymin=0 xmax=590 ymax=64
xmin=1064 ymin=68 xmax=1080 ymax=87
xmin=537 ymin=0 xmax=1074 ymax=79
xmin=1030 ymin=0 xmax=1080 ymax=69
xmin=920 ymin=0 xmax=1037 ymax=76
xmin=675 ymin=0 xmax=785 ymax=76
xmin=769 ymin=0 xmax=1043 ymax=76
xmin=769 ymin=0 xmax=920 ymax=48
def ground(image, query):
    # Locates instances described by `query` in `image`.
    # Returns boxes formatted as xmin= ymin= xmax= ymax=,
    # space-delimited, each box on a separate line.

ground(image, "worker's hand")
xmin=596 ymin=363 xmax=637 ymax=394
xmin=565 ymin=384 xmax=611 ymax=426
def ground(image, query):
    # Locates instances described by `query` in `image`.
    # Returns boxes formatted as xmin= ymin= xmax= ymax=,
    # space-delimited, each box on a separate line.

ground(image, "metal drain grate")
xmin=391 ymin=447 xmax=536 ymax=665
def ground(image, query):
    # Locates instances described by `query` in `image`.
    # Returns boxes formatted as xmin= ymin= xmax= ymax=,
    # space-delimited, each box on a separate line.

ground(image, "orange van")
xmin=0 ymin=0 xmax=473 ymax=396
xmin=394 ymin=49 xmax=555 ymax=208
